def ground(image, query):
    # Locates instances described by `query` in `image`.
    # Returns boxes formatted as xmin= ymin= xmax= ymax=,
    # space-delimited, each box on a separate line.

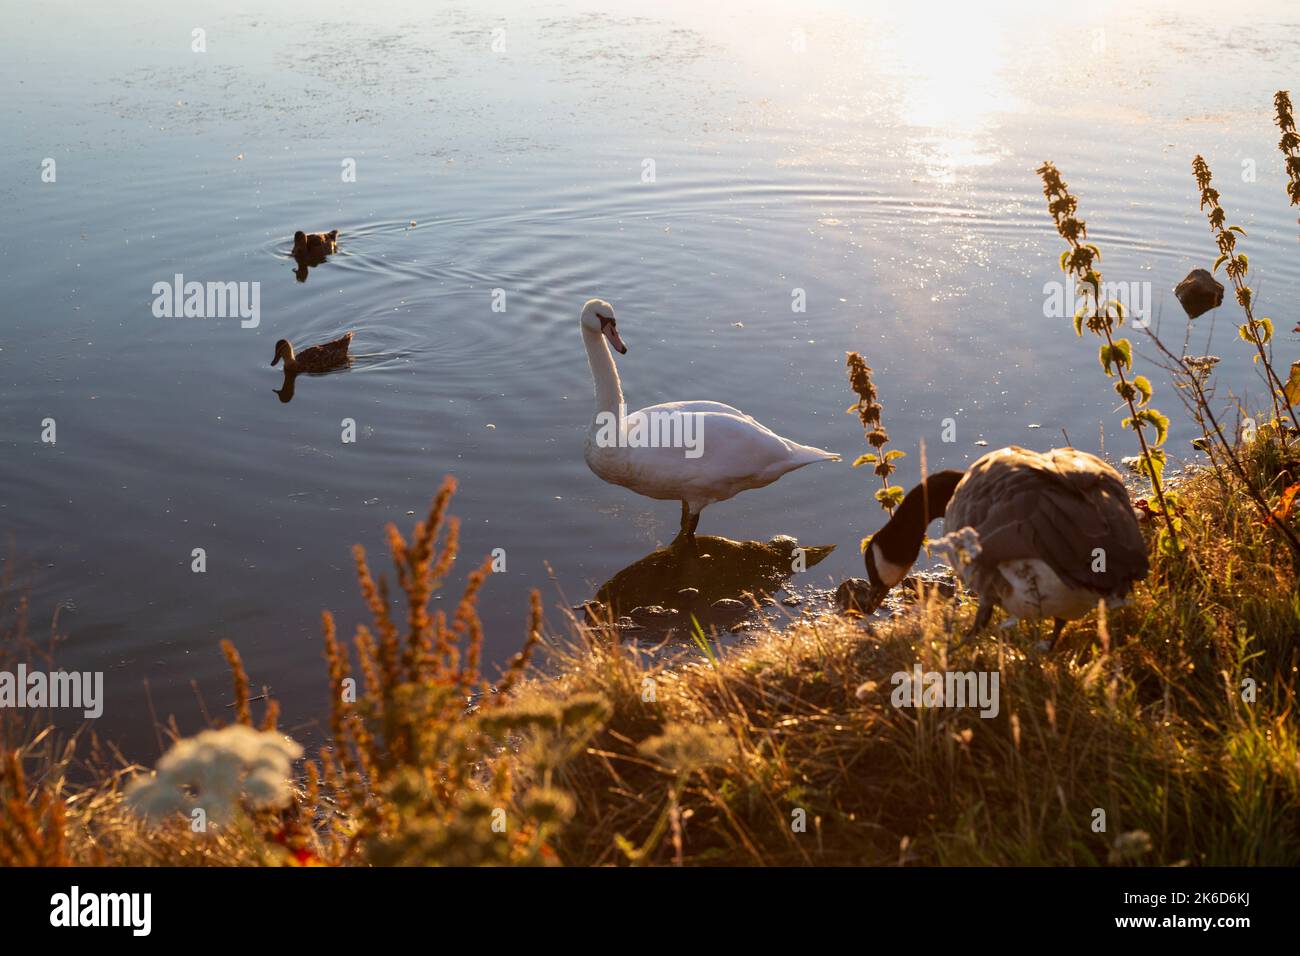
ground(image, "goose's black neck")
xmin=871 ymin=470 xmax=966 ymax=568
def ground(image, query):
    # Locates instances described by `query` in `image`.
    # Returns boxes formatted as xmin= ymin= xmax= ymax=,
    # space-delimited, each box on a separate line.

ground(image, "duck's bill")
xmin=604 ymin=325 xmax=627 ymax=354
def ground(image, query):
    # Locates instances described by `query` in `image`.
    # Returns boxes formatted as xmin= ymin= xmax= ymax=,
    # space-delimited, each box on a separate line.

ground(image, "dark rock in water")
xmin=630 ymin=605 xmax=680 ymax=626
xmin=577 ymin=600 xmax=608 ymax=626
xmin=710 ymin=597 xmax=747 ymax=611
xmin=594 ymin=534 xmax=835 ymax=615
xmin=836 ymin=569 xmax=958 ymax=614
xmin=900 ymin=570 xmax=958 ymax=601
xmin=836 ymin=578 xmax=876 ymax=612
xmin=675 ymin=587 xmax=702 ymax=610
xmin=1174 ymin=269 xmax=1224 ymax=319
xmin=709 ymin=598 xmax=749 ymax=622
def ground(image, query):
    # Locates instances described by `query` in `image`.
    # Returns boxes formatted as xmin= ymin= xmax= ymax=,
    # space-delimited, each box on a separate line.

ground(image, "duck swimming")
xmin=271 ymin=332 xmax=353 ymax=374
xmin=292 ymin=230 xmax=338 ymax=260
xmin=859 ymin=446 xmax=1148 ymax=648
xmin=579 ymin=298 xmax=838 ymax=542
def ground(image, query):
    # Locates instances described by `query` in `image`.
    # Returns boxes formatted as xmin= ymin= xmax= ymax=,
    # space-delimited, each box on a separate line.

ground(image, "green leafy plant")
xmin=1273 ymin=90 xmax=1300 ymax=211
xmin=846 ymin=351 xmax=905 ymax=515
xmin=1193 ymin=154 xmax=1299 ymax=441
xmin=1037 ymin=162 xmax=1180 ymax=553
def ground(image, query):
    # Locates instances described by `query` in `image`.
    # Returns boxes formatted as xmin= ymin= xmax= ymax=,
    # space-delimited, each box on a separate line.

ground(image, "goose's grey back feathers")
xmin=946 ymin=446 xmax=1148 ymax=600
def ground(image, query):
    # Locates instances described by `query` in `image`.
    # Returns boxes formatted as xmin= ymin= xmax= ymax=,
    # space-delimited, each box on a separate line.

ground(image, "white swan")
xmin=580 ymin=298 xmax=839 ymax=541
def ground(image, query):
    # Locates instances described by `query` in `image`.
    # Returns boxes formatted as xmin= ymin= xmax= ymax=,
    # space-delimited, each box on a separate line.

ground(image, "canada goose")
xmin=860 ymin=446 xmax=1148 ymax=648
xmin=292 ymin=230 xmax=338 ymax=260
xmin=271 ymin=332 xmax=353 ymax=374
xmin=579 ymin=298 xmax=839 ymax=542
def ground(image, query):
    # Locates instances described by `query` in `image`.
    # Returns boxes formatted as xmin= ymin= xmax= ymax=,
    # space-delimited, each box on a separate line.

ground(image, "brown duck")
xmin=292 ymin=230 xmax=338 ymax=260
xmin=272 ymin=332 xmax=353 ymax=373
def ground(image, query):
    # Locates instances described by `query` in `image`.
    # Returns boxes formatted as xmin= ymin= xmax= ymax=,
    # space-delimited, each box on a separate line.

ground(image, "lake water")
xmin=4 ymin=0 xmax=1300 ymax=757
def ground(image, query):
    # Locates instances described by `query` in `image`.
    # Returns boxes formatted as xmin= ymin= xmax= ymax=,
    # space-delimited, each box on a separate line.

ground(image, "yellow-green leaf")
xmin=1283 ymin=360 xmax=1300 ymax=407
xmin=1139 ymin=408 xmax=1170 ymax=446
xmin=1132 ymin=374 xmax=1153 ymax=406
xmin=1099 ymin=343 xmax=1115 ymax=375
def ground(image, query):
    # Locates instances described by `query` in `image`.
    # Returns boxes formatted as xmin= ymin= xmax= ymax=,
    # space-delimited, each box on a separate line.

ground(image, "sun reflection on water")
xmin=880 ymin=6 xmax=1019 ymax=178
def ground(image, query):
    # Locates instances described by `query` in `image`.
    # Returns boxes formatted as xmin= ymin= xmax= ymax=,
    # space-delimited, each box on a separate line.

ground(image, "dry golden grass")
xmin=517 ymin=439 xmax=1300 ymax=866
xmin=2 ymin=436 xmax=1297 ymax=866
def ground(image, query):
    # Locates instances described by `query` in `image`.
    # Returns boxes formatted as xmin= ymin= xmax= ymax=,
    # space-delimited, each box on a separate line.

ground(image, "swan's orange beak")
xmin=604 ymin=324 xmax=627 ymax=354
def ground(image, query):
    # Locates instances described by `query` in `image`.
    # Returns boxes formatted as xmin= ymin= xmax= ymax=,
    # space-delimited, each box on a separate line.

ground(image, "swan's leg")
xmin=1047 ymin=617 xmax=1066 ymax=651
xmin=672 ymin=502 xmax=701 ymax=549
xmin=675 ymin=501 xmax=690 ymax=537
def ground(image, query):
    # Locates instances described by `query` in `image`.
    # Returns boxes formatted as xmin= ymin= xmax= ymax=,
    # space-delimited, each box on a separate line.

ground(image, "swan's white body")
xmin=579 ymin=299 xmax=837 ymax=531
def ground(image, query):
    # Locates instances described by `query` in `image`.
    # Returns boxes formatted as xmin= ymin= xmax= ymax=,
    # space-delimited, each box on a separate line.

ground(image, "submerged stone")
xmin=630 ymin=605 xmax=680 ymax=625
xmin=594 ymin=535 xmax=834 ymax=614
xmin=710 ymin=598 xmax=749 ymax=618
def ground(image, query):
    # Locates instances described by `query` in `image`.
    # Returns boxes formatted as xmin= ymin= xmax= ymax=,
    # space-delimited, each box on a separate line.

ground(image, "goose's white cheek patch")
xmin=870 ymin=542 xmax=911 ymax=588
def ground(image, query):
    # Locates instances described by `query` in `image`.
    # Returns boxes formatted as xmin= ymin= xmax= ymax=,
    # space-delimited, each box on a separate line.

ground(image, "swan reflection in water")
xmin=586 ymin=534 xmax=835 ymax=637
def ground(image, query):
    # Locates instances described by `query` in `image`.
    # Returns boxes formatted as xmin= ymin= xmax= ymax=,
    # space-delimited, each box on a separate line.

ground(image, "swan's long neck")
xmin=583 ymin=324 xmax=624 ymax=420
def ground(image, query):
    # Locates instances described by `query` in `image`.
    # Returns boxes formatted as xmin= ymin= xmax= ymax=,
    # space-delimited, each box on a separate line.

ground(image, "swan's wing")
xmin=639 ymin=400 xmax=753 ymax=421
xmin=630 ymin=402 xmax=833 ymax=464
xmin=595 ymin=407 xmax=834 ymax=503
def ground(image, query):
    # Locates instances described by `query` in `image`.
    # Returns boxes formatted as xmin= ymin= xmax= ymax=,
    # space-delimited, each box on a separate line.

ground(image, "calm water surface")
xmin=3 ymin=0 xmax=1299 ymax=756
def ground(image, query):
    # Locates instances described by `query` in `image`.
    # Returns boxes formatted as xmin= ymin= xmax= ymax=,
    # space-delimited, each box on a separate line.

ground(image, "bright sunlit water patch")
xmin=2 ymin=0 xmax=1299 ymax=757
xmin=885 ymin=5 xmax=1017 ymax=179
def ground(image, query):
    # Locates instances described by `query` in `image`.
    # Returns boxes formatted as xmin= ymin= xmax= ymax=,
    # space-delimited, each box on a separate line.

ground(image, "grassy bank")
xmin=526 ymin=441 xmax=1300 ymax=866
xmin=2 ymin=428 xmax=1297 ymax=867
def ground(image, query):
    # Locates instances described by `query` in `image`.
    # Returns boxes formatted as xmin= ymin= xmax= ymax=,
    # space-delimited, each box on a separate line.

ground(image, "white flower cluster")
xmin=125 ymin=724 xmax=303 ymax=825
xmin=929 ymin=526 xmax=983 ymax=572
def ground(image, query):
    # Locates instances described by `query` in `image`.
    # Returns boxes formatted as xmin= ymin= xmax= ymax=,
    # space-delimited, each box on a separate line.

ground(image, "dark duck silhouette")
xmin=292 ymin=230 xmax=337 ymax=260
xmin=291 ymin=230 xmax=338 ymax=281
xmin=859 ymin=446 xmax=1149 ymax=649
xmin=271 ymin=333 xmax=353 ymax=374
